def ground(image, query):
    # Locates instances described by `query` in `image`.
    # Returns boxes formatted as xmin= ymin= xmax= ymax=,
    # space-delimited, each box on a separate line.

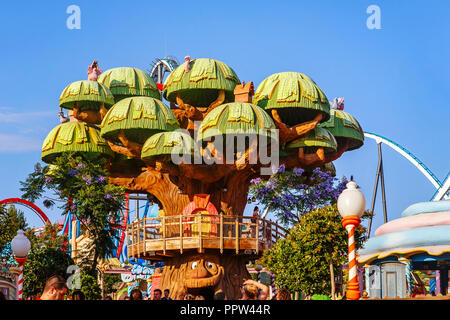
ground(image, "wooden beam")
xmin=163 ymin=215 xmax=166 ymax=255
xmin=137 ymin=221 xmax=141 ymax=259
xmin=235 ymin=216 xmax=239 ymax=254
xmin=256 ymin=218 xmax=259 ymax=253
xmin=143 ymin=219 xmax=146 ymax=255
xmin=179 ymin=215 xmax=183 ymax=255
xmin=198 ymin=215 xmax=203 ymax=253
xmin=220 ymin=213 xmax=223 ymax=254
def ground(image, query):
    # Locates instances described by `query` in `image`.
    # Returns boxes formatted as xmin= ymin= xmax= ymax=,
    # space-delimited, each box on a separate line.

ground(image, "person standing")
xmin=38 ymin=275 xmax=68 ymax=300
xmin=240 ymin=279 xmax=269 ymax=300
xmin=130 ymin=289 xmax=143 ymax=300
xmin=161 ymin=289 xmax=172 ymax=300
xmin=153 ymin=289 xmax=162 ymax=300
xmin=251 ymin=206 xmax=260 ymax=237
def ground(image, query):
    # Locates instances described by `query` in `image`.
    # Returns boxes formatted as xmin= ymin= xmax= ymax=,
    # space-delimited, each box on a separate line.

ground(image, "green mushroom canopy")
xmin=286 ymin=127 xmax=337 ymax=154
xmin=41 ymin=121 xmax=114 ymax=164
xmin=197 ymin=102 xmax=276 ymax=141
xmin=141 ymin=131 xmax=198 ymax=163
xmin=253 ymin=72 xmax=330 ymax=126
xmin=197 ymin=102 xmax=277 ymax=160
xmin=319 ymin=109 xmax=364 ymax=151
xmin=59 ymin=80 xmax=115 ymax=111
xmin=163 ymin=58 xmax=241 ymax=108
xmin=100 ymin=96 xmax=179 ymax=145
xmin=97 ymin=67 xmax=160 ymax=102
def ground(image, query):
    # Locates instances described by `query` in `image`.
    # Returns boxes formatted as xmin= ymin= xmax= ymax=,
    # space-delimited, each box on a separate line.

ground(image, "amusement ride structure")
xmin=29 ymin=57 xmax=366 ymax=299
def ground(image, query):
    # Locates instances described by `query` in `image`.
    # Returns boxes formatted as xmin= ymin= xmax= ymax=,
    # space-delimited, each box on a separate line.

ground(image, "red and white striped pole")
xmin=14 ymin=257 xmax=27 ymax=300
xmin=337 ymin=181 xmax=365 ymax=301
xmin=11 ymin=230 xmax=31 ymax=301
xmin=342 ymin=216 xmax=361 ymax=300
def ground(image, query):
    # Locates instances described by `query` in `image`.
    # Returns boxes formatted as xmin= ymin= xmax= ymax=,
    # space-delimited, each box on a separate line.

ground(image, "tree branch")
xmin=272 ymin=109 xmax=322 ymax=144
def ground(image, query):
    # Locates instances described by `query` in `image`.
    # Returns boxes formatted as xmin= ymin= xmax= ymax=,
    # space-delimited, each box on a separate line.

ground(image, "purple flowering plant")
xmin=249 ymin=165 xmax=347 ymax=227
xmin=20 ymin=153 xmax=125 ymax=272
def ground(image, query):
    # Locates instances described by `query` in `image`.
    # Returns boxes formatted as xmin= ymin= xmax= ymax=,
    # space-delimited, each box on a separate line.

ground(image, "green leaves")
xmin=0 ymin=206 xmax=29 ymax=258
xmin=261 ymin=204 xmax=368 ymax=297
xmin=250 ymin=166 xmax=347 ymax=227
xmin=23 ymin=247 xmax=74 ymax=297
xmin=20 ymin=152 xmax=125 ymax=273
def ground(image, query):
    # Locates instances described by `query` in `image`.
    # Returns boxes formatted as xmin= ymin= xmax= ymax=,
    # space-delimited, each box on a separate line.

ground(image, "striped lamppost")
xmin=11 ymin=230 xmax=31 ymax=300
xmin=337 ymin=181 xmax=365 ymax=300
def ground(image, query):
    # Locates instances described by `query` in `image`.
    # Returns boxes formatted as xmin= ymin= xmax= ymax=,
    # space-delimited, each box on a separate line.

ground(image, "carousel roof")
xmin=59 ymin=80 xmax=115 ymax=111
xmin=41 ymin=121 xmax=114 ymax=164
xmin=163 ymin=58 xmax=240 ymax=108
xmin=100 ymin=96 xmax=179 ymax=145
xmin=97 ymin=67 xmax=160 ymax=102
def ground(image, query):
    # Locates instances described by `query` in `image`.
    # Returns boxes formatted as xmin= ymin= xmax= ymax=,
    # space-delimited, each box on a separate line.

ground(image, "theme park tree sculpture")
xmin=30 ymin=58 xmax=364 ymax=299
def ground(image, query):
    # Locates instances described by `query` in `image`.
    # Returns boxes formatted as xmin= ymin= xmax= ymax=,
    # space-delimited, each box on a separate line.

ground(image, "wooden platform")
xmin=126 ymin=214 xmax=287 ymax=261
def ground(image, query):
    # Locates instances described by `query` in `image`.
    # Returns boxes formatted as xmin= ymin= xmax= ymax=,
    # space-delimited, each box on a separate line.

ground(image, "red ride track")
xmin=0 ymin=198 xmax=50 ymax=224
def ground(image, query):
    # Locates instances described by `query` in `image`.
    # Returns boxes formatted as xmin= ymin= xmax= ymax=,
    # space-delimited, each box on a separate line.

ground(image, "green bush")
xmin=311 ymin=294 xmax=331 ymax=300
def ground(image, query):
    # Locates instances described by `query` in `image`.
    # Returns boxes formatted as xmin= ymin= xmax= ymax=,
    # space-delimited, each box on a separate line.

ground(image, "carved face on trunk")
xmin=184 ymin=255 xmax=224 ymax=289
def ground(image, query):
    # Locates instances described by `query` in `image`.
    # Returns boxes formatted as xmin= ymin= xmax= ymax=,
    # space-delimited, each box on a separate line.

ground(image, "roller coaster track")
xmin=364 ymin=132 xmax=449 ymax=200
xmin=0 ymin=198 xmax=50 ymax=224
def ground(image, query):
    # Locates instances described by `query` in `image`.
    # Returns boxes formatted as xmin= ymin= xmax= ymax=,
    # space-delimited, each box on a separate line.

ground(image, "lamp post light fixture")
xmin=337 ymin=181 xmax=365 ymax=300
xmin=11 ymin=230 xmax=31 ymax=300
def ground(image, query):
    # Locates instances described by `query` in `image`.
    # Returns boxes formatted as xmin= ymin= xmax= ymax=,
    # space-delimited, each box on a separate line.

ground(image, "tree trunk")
xmin=159 ymin=252 xmax=251 ymax=300
xmin=109 ymin=167 xmax=257 ymax=300
xmin=329 ymin=254 xmax=335 ymax=300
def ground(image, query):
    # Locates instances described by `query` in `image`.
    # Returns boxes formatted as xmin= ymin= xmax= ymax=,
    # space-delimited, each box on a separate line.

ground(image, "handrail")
xmin=126 ymin=214 xmax=287 ymax=257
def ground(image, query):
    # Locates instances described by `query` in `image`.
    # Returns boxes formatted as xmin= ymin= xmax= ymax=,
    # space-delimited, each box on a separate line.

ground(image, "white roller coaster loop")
xmin=363 ymin=132 xmax=449 ymax=200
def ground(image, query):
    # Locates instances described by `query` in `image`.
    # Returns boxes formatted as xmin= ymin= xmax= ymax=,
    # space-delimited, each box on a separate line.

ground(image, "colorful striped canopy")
xmin=163 ymin=58 xmax=240 ymax=108
xmin=253 ymin=72 xmax=330 ymax=126
xmin=100 ymin=96 xmax=179 ymax=145
xmin=97 ymin=67 xmax=160 ymax=102
xmin=59 ymin=80 xmax=115 ymax=111
xmin=319 ymin=109 xmax=364 ymax=151
xmin=42 ymin=121 xmax=114 ymax=164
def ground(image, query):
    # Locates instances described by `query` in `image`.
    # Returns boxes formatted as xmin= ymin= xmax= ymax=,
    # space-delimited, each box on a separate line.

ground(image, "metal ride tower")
xmin=149 ymin=57 xmax=179 ymax=91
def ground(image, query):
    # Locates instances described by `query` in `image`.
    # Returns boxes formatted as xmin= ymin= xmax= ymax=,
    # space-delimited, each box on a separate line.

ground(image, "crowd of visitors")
xmin=4 ymin=273 xmax=289 ymax=301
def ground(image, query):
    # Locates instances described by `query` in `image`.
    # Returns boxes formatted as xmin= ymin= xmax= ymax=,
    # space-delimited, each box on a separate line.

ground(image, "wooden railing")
xmin=126 ymin=214 xmax=287 ymax=260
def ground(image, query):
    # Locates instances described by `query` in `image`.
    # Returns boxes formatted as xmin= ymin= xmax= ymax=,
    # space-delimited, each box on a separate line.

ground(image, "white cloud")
xmin=0 ymin=111 xmax=54 ymax=123
xmin=0 ymin=133 xmax=42 ymax=152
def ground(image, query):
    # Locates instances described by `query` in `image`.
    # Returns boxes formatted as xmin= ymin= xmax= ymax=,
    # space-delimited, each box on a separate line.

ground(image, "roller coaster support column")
xmin=367 ymin=141 xmax=388 ymax=238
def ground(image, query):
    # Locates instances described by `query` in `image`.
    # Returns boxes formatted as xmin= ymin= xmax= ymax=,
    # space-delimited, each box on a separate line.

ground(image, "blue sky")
xmin=0 ymin=1 xmax=448 ymax=235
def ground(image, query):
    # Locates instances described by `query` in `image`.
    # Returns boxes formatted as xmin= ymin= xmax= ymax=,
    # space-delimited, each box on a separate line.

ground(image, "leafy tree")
xmin=0 ymin=205 xmax=29 ymax=258
xmin=26 ymin=222 xmax=68 ymax=251
xmin=23 ymin=246 xmax=74 ymax=298
xmin=104 ymin=273 xmax=122 ymax=295
xmin=76 ymin=270 xmax=101 ymax=300
xmin=261 ymin=204 xmax=369 ymax=298
xmin=249 ymin=166 xmax=347 ymax=227
xmin=20 ymin=153 xmax=125 ymax=273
